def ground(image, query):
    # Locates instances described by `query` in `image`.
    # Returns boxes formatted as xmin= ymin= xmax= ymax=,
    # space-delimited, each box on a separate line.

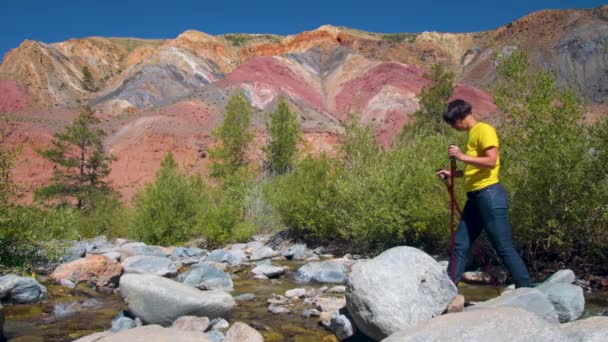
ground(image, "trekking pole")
xmin=448 ymin=146 xmax=457 ymax=286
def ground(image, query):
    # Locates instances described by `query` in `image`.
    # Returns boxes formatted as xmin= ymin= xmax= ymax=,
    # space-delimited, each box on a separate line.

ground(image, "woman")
xmin=436 ymin=99 xmax=531 ymax=288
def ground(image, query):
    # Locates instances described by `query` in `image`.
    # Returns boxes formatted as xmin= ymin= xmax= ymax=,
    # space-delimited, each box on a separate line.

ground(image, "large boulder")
xmin=537 ymin=282 xmax=584 ymax=322
xmin=0 ymin=274 xmax=47 ymax=304
xmin=466 ymin=287 xmax=559 ymax=324
xmin=177 ymin=264 xmax=233 ymax=291
xmin=206 ymin=249 xmax=230 ymax=262
xmin=119 ymin=274 xmax=235 ymax=326
xmin=121 ymin=256 xmax=177 ymax=277
xmin=221 ymin=250 xmax=247 ymax=266
xmin=382 ymin=307 xmax=567 ymax=342
xmin=249 ymin=246 xmax=278 ymax=261
xmin=223 ymin=322 xmax=264 ymax=342
xmin=251 ymin=265 xmax=286 ymax=278
xmin=118 ymin=245 xmax=169 ymax=259
xmin=345 ymin=246 xmax=457 ymax=340
xmin=76 ymin=325 xmax=212 ymax=342
xmin=51 ymin=255 xmax=123 ymax=289
xmin=281 ymin=244 xmax=314 ymax=260
xmin=295 ymin=259 xmax=353 ymax=284
xmin=561 ymin=316 xmax=608 ymax=342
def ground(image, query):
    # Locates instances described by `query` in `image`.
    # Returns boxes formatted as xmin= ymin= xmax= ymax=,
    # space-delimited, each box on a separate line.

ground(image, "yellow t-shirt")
xmin=464 ymin=122 xmax=500 ymax=192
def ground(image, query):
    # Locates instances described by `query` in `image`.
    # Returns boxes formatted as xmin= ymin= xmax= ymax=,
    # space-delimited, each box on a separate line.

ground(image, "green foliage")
xmin=81 ymin=66 xmax=97 ymax=92
xmin=264 ymin=97 xmax=301 ymax=175
xmin=0 ymin=205 xmax=80 ymax=271
xmin=495 ymin=50 xmax=608 ymax=272
xmin=0 ymin=115 xmax=17 ymax=205
xmin=402 ymin=63 xmax=455 ymax=138
xmin=130 ymin=152 xmax=206 ymax=245
xmin=224 ymin=34 xmax=255 ymax=46
xmin=36 ymin=105 xmax=114 ymax=210
xmin=267 ymin=122 xmax=462 ymax=253
xmin=209 ymin=91 xmax=253 ymax=182
xmin=381 ymin=33 xmax=418 ymax=44
xmin=77 ymin=191 xmax=131 ymax=239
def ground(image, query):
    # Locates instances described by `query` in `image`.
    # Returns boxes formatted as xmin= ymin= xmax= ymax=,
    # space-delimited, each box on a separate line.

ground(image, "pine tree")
xmin=36 ymin=105 xmax=114 ymax=209
xmin=264 ymin=97 xmax=300 ymax=175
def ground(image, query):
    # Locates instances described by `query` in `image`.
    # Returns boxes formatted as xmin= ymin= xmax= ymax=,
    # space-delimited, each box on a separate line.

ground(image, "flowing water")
xmin=3 ymin=264 xmax=607 ymax=341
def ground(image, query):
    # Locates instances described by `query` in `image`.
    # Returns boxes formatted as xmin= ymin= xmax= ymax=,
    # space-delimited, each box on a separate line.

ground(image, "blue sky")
xmin=1 ymin=0 xmax=605 ymax=60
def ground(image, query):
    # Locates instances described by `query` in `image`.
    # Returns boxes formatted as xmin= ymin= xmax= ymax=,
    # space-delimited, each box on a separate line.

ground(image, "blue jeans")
xmin=447 ymin=183 xmax=531 ymax=288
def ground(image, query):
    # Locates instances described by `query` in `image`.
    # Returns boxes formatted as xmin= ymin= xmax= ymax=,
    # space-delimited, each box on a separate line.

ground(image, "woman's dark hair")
xmin=444 ymin=99 xmax=472 ymax=126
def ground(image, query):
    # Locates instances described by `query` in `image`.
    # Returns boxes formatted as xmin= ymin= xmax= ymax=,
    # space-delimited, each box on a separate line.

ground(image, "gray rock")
xmin=268 ymin=304 xmax=290 ymax=314
xmin=177 ymin=264 xmax=233 ymax=291
xmin=172 ymin=247 xmax=206 ymax=259
xmin=253 ymin=274 xmax=269 ymax=280
xmin=102 ymin=252 xmax=121 ymax=262
xmin=230 ymin=243 xmax=247 ymax=251
xmin=211 ymin=318 xmax=230 ymax=330
xmin=64 ymin=242 xmax=88 ymax=262
xmin=294 ymin=259 xmax=353 ymax=284
xmin=537 ymin=282 xmax=584 ymax=322
xmin=59 ymin=279 xmax=76 ymax=288
xmin=245 ymin=241 xmax=264 ymax=251
xmin=327 ymin=285 xmax=346 ymax=294
xmin=249 ymin=246 xmax=278 ymax=261
xmin=561 ymin=316 xmax=608 ymax=342
xmin=329 ymin=312 xmax=355 ymax=341
xmin=205 ymin=330 xmax=225 ymax=342
xmin=382 ymin=307 xmax=567 ymax=342
xmin=119 ymin=245 xmax=168 ymax=258
xmin=251 ymin=265 xmax=285 ymax=278
xmin=110 ymin=312 xmax=137 ymax=332
xmin=172 ymin=315 xmax=211 ymax=332
xmin=122 ymin=256 xmax=177 ymax=277
xmin=180 ymin=257 xmax=201 ymax=266
xmin=223 ymin=322 xmax=264 ymax=342
xmin=235 ymin=293 xmax=256 ymax=301
xmin=285 ymin=288 xmax=307 ymax=298
xmin=122 ymin=242 xmax=146 ymax=248
xmin=254 ymin=259 xmax=272 ymax=266
xmin=80 ymin=325 xmax=212 ymax=342
xmin=302 ymin=308 xmax=322 ymax=318
xmin=207 ymin=249 xmax=230 ymax=262
xmin=222 ymin=250 xmax=247 ymax=266
xmin=0 ymin=274 xmax=47 ymax=304
xmin=345 ymin=246 xmax=457 ymax=341
xmin=466 ymin=287 xmax=559 ymax=324
xmin=544 ymin=269 xmax=576 ymax=284
xmin=119 ymin=274 xmax=235 ymax=326
xmin=281 ymin=244 xmax=313 ymax=260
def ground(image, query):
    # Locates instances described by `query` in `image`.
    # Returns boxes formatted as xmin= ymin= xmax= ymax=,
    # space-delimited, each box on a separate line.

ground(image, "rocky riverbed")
xmin=1 ymin=234 xmax=607 ymax=341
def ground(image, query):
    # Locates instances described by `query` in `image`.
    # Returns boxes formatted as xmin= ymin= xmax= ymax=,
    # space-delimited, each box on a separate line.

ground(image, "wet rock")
xmin=537 ymin=282 xmax=584 ymax=322
xmin=121 ymin=256 xmax=177 ymax=277
xmin=172 ymin=315 xmax=211 ymax=332
xmin=285 ymin=288 xmax=307 ymax=298
xmin=51 ymin=255 xmax=123 ymax=289
xmin=251 ymin=265 xmax=285 ymax=278
xmin=235 ymin=293 xmax=256 ymax=301
xmin=268 ymin=304 xmax=290 ymax=314
xmin=119 ymin=274 xmax=235 ymax=326
xmin=204 ymin=330 xmax=224 ymax=342
xmin=0 ymin=274 xmax=47 ymax=304
xmin=345 ymin=246 xmax=457 ymax=340
xmin=383 ymin=307 xmax=567 ymax=342
xmin=223 ymin=322 xmax=264 ymax=342
xmin=110 ymin=311 xmax=137 ymax=332
xmin=466 ymin=287 xmax=559 ymax=324
xmin=561 ymin=316 xmax=608 ymax=341
xmin=328 ymin=312 xmax=355 ymax=341
xmin=177 ymin=264 xmax=233 ymax=291
xmin=210 ymin=318 xmax=230 ymax=330
xmin=78 ymin=325 xmax=212 ymax=342
xmin=250 ymin=246 xmax=278 ymax=261
xmin=249 ymin=321 xmax=270 ymax=330
xmin=294 ymin=259 xmax=352 ymax=284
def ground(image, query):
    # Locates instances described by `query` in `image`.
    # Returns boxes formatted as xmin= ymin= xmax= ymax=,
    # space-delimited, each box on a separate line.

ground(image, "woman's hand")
xmin=435 ymin=169 xmax=451 ymax=181
xmin=448 ymin=145 xmax=465 ymax=161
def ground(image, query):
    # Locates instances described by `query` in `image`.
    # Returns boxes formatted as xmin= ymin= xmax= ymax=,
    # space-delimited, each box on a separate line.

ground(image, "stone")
xmin=235 ymin=293 xmax=256 ymax=301
xmin=537 ymin=282 xmax=585 ymax=322
xmin=302 ymin=308 xmax=322 ymax=318
xmin=177 ymin=264 xmax=233 ymax=291
xmin=466 ymin=287 xmax=559 ymax=324
xmin=119 ymin=274 xmax=235 ymax=326
xmin=51 ymin=255 xmax=123 ymax=289
xmin=448 ymin=294 xmax=465 ymax=313
xmin=221 ymin=250 xmax=247 ymax=266
xmin=211 ymin=318 xmax=230 ymax=330
xmin=110 ymin=311 xmax=137 ymax=332
xmin=544 ymin=269 xmax=576 ymax=284
xmin=64 ymin=242 xmax=88 ymax=262
xmin=268 ymin=304 xmax=290 ymax=314
xmin=561 ymin=316 xmax=608 ymax=342
xmin=253 ymin=274 xmax=269 ymax=280
xmin=281 ymin=244 xmax=313 ymax=260
xmin=172 ymin=316 xmax=211 ymax=332
xmin=223 ymin=322 xmax=264 ymax=342
xmin=382 ymin=307 xmax=567 ymax=342
xmin=254 ymin=259 xmax=272 ymax=266
xmin=121 ymin=256 xmax=177 ymax=277
xmin=345 ymin=247 xmax=457 ymax=340
xmin=118 ymin=244 xmax=168 ymax=259
xmin=102 ymin=252 xmax=121 ymax=262
xmin=0 ymin=274 xmax=47 ymax=304
xmin=316 ymin=296 xmax=346 ymax=313
xmin=329 ymin=312 xmax=355 ymax=341
xmin=251 ymin=265 xmax=285 ymax=278
xmin=0 ymin=304 xmax=3 ymax=341
xmin=285 ymin=288 xmax=307 ymax=298
xmin=171 ymin=247 xmax=206 ymax=259
xmin=206 ymin=249 xmax=230 ymax=262
xmin=294 ymin=259 xmax=353 ymax=284
xmin=58 ymin=279 xmax=76 ymax=288
xmin=204 ymin=330 xmax=224 ymax=342
xmin=78 ymin=325 xmax=212 ymax=342
xmin=327 ymin=286 xmax=346 ymax=294
xmin=250 ymin=246 xmax=278 ymax=261
xmin=230 ymin=243 xmax=247 ymax=251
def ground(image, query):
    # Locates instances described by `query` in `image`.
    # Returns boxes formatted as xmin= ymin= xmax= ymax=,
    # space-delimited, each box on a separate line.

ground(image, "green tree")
xmin=36 ymin=105 xmax=114 ymax=209
xmin=81 ymin=66 xmax=96 ymax=92
xmin=264 ymin=97 xmax=300 ymax=175
xmin=131 ymin=152 xmax=206 ymax=245
xmin=209 ymin=90 xmax=253 ymax=183
xmin=403 ymin=63 xmax=455 ymax=138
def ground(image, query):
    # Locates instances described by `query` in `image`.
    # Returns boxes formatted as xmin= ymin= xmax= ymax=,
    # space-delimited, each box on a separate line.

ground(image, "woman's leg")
xmin=448 ymin=199 xmax=483 ymax=285
xmin=477 ymin=184 xmax=531 ymax=288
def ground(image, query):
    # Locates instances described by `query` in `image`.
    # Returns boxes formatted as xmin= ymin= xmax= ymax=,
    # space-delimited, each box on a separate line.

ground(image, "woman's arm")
xmin=448 ymin=145 xmax=498 ymax=169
